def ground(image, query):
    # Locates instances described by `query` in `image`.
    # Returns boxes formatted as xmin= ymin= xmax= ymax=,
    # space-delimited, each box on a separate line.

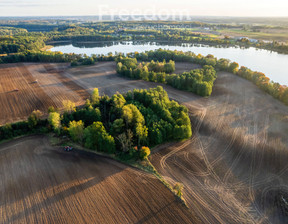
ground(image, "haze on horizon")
xmin=0 ymin=0 xmax=287 ymax=17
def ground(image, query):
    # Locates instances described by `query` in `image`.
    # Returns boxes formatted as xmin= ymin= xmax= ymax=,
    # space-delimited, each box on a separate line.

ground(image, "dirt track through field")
xmin=64 ymin=62 xmax=288 ymax=223
xmin=0 ymin=135 xmax=198 ymax=224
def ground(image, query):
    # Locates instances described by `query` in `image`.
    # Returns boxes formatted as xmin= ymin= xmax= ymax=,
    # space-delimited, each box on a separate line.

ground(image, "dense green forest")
xmin=0 ymin=87 xmax=192 ymax=160
xmin=0 ymin=33 xmax=46 ymax=54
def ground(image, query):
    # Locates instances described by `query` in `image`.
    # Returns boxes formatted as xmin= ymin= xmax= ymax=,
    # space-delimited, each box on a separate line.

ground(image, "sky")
xmin=0 ymin=0 xmax=287 ymax=17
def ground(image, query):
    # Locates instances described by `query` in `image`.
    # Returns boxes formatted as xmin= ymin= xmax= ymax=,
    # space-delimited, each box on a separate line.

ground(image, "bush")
xmin=71 ymin=60 xmax=78 ymax=67
xmin=173 ymin=183 xmax=184 ymax=197
xmin=84 ymin=121 xmax=116 ymax=153
xmin=48 ymin=112 xmax=61 ymax=133
xmin=139 ymin=146 xmax=151 ymax=160
xmin=28 ymin=110 xmax=43 ymax=129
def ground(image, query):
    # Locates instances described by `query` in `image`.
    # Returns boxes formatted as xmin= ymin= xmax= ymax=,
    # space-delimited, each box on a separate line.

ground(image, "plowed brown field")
xmin=0 ymin=135 xmax=197 ymax=224
xmin=64 ymin=62 xmax=288 ymax=223
xmin=0 ymin=63 xmax=89 ymax=125
xmin=2 ymin=61 xmax=288 ymax=223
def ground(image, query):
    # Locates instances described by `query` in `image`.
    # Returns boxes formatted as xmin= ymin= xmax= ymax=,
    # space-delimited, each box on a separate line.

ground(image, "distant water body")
xmin=51 ymin=41 xmax=288 ymax=85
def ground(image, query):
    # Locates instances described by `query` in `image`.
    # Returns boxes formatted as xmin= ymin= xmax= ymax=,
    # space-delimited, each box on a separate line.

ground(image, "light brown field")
xmin=0 ymin=63 xmax=89 ymax=125
xmin=64 ymin=62 xmax=288 ymax=223
xmin=0 ymin=135 xmax=197 ymax=224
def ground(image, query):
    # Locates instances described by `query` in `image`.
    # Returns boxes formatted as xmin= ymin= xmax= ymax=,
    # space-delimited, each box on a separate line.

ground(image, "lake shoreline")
xmin=50 ymin=41 xmax=288 ymax=85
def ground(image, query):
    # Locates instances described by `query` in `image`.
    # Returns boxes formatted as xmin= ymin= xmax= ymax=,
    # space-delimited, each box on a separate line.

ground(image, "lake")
xmin=50 ymin=41 xmax=288 ymax=85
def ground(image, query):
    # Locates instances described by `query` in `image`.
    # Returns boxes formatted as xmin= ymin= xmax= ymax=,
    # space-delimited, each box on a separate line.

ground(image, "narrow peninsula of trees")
xmin=116 ymin=56 xmax=216 ymax=97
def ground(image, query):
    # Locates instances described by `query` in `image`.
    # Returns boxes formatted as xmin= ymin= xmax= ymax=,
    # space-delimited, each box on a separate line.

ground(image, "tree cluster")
xmin=116 ymin=56 xmax=216 ymax=97
xmin=46 ymin=87 xmax=192 ymax=160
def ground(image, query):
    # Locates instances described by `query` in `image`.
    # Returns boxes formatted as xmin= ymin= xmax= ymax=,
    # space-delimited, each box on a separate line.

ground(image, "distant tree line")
xmin=1 ymin=20 xmax=288 ymax=55
xmin=0 ymin=51 xmax=115 ymax=64
xmin=0 ymin=34 xmax=46 ymax=54
xmin=0 ymin=27 xmax=28 ymax=36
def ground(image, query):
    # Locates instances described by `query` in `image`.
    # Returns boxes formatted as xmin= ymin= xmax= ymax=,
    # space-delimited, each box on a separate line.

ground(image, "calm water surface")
xmin=51 ymin=41 xmax=288 ymax=85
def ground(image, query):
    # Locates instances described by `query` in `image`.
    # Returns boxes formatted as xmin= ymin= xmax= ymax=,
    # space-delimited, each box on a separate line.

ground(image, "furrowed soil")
xmin=0 ymin=135 xmax=196 ymax=224
xmin=64 ymin=61 xmax=288 ymax=223
xmin=0 ymin=63 xmax=89 ymax=125
xmin=2 ymin=61 xmax=288 ymax=223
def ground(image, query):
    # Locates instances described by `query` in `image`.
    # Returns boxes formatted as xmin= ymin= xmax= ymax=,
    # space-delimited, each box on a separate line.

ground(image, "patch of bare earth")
xmin=174 ymin=62 xmax=201 ymax=74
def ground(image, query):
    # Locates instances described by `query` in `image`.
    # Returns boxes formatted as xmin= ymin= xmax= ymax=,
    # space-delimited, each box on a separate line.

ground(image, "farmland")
xmin=63 ymin=62 xmax=288 ymax=223
xmin=1 ymin=61 xmax=288 ymax=223
xmin=0 ymin=135 xmax=197 ymax=223
xmin=0 ymin=63 xmax=89 ymax=125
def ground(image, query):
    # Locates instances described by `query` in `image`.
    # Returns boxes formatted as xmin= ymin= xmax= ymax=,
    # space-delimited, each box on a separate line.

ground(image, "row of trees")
xmin=0 ymin=111 xmax=48 ymax=141
xmin=120 ymin=49 xmax=288 ymax=105
xmin=165 ymin=66 xmax=216 ymax=96
xmin=116 ymin=56 xmax=216 ymax=97
xmin=0 ymin=51 xmax=115 ymax=64
xmin=116 ymin=57 xmax=175 ymax=75
xmin=236 ymin=66 xmax=288 ymax=104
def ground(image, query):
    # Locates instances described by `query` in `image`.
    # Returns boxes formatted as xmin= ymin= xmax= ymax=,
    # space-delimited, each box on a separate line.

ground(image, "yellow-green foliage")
xmin=140 ymin=146 xmax=151 ymax=160
xmin=28 ymin=110 xmax=43 ymax=128
xmin=122 ymin=104 xmax=145 ymax=126
xmin=48 ymin=112 xmax=61 ymax=131
xmin=173 ymin=182 xmax=184 ymax=197
xmin=68 ymin=120 xmax=84 ymax=143
xmin=91 ymin=88 xmax=100 ymax=105
xmin=62 ymin=100 xmax=76 ymax=113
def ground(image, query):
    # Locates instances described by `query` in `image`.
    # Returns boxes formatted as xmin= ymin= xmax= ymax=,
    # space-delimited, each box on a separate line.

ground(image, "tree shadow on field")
xmin=7 ymin=173 xmax=119 ymax=223
xmin=1 ymin=136 xmax=126 ymax=223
